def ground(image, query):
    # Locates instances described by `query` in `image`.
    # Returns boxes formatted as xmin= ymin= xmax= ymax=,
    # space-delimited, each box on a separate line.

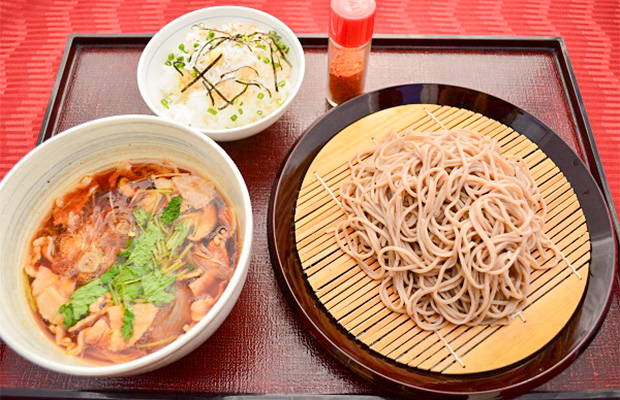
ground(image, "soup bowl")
xmin=0 ymin=115 xmax=253 ymax=376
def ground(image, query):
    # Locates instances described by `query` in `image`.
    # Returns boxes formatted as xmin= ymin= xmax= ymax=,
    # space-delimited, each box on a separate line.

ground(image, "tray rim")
xmin=3 ymin=388 xmax=620 ymax=400
xmin=37 ymin=33 xmax=619 ymax=245
xmin=267 ymin=83 xmax=617 ymax=398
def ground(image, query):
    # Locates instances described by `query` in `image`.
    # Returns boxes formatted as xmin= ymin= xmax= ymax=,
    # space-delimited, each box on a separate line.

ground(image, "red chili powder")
xmin=329 ymin=51 xmax=364 ymax=105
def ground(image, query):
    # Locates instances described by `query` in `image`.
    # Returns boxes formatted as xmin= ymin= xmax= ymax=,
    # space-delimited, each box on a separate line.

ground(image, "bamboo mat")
xmin=294 ymin=104 xmax=590 ymax=374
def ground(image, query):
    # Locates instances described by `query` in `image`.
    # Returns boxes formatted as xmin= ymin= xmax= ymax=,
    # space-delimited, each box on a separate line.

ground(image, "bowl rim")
xmin=136 ymin=6 xmax=306 ymax=138
xmin=0 ymin=114 xmax=254 ymax=376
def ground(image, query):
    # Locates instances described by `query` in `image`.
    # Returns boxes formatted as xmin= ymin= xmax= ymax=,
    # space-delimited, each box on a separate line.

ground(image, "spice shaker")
xmin=327 ymin=0 xmax=376 ymax=106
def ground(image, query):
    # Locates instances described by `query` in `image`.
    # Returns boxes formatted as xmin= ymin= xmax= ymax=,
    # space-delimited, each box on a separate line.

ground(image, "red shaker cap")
xmin=330 ymin=0 xmax=376 ymax=48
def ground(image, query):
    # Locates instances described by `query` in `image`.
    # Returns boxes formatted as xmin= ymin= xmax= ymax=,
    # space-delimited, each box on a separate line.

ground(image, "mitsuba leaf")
xmin=101 ymin=263 xmax=122 ymax=284
xmin=59 ymin=279 xmax=107 ymax=328
xmin=142 ymin=270 xmax=176 ymax=306
xmin=127 ymin=223 xmax=161 ymax=268
xmin=121 ymin=306 xmax=134 ymax=340
xmin=160 ymin=196 xmax=182 ymax=225
xmin=133 ymin=207 xmax=149 ymax=226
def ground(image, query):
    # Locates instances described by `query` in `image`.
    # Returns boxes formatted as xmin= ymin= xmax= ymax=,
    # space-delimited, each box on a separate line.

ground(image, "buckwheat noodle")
xmin=332 ymin=129 xmax=561 ymax=331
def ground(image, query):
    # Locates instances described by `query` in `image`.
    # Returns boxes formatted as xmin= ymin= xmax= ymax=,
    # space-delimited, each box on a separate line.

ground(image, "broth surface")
xmin=24 ymin=161 xmax=239 ymax=364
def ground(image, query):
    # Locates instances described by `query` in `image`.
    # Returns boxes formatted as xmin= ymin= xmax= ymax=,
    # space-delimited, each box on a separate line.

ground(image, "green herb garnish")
xmin=160 ymin=196 xmax=182 ymax=225
xmin=142 ymin=270 xmax=176 ymax=306
xmin=133 ymin=207 xmax=149 ymax=226
xmin=59 ymin=279 xmax=107 ymax=328
xmin=257 ymin=92 xmax=264 ymax=100
xmin=207 ymin=108 xmax=217 ymax=116
xmin=121 ymin=306 xmax=134 ymax=340
xmin=128 ymin=223 xmax=162 ymax=268
xmin=230 ymin=114 xmax=238 ymax=122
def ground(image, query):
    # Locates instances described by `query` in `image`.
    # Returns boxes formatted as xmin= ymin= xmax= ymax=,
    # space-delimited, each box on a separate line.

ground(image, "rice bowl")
xmin=160 ymin=23 xmax=293 ymax=130
xmin=137 ymin=7 xmax=305 ymax=141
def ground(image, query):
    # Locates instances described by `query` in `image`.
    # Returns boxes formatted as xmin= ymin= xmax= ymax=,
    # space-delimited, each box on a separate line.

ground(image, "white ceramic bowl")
xmin=0 ymin=115 xmax=253 ymax=376
xmin=137 ymin=6 xmax=305 ymax=142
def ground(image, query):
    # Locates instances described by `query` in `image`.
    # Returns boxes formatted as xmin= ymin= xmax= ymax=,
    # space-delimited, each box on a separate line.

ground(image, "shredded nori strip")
xmin=192 ymin=37 xmax=228 ymax=63
xmin=181 ymin=54 xmax=223 ymax=93
xmin=193 ymin=27 xmax=253 ymax=51
xmin=201 ymin=81 xmax=215 ymax=105
xmin=228 ymin=85 xmax=249 ymax=105
xmin=220 ymin=65 xmax=259 ymax=79
xmin=268 ymin=36 xmax=292 ymax=67
xmin=176 ymin=28 xmax=290 ymax=109
xmin=234 ymin=79 xmax=272 ymax=98
xmin=194 ymin=69 xmax=233 ymax=108
xmin=268 ymin=43 xmax=278 ymax=92
xmin=172 ymin=62 xmax=184 ymax=76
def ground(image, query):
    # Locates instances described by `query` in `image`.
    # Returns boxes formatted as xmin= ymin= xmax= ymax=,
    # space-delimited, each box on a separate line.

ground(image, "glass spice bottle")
xmin=327 ymin=0 xmax=376 ymax=106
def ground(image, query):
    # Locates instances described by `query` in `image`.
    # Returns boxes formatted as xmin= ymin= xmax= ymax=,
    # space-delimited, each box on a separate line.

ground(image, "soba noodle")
xmin=331 ymin=129 xmax=560 ymax=331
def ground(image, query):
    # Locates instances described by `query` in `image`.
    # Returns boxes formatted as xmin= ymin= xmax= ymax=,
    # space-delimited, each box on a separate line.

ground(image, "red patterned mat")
xmin=1 ymin=0 xmax=618 ymax=209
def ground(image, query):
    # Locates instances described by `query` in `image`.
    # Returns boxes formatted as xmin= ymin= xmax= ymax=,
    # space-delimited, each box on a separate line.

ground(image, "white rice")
xmin=159 ymin=23 xmax=293 ymax=130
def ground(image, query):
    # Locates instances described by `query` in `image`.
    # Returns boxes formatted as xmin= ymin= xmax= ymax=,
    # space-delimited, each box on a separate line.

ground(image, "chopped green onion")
xmin=257 ymin=44 xmax=266 ymax=50
xmin=208 ymin=31 xmax=215 ymax=39
xmin=178 ymin=43 xmax=187 ymax=53
xmin=230 ymin=114 xmax=238 ymax=122
xmin=263 ymin=58 xmax=270 ymax=64
xmin=207 ymin=108 xmax=217 ymax=116
xmin=165 ymin=60 xmax=172 ymax=66
xmin=257 ymin=110 xmax=263 ymax=115
xmin=238 ymin=108 xmax=243 ymax=115
xmin=168 ymin=53 xmax=174 ymax=61
xmin=240 ymin=101 xmax=244 ymax=106
xmin=285 ymin=47 xmax=290 ymax=54
xmin=277 ymin=98 xmax=284 ymax=105
xmin=257 ymin=92 xmax=265 ymax=99
xmin=278 ymin=81 xmax=286 ymax=87
xmin=274 ymin=62 xmax=281 ymax=68
xmin=194 ymin=42 xmax=200 ymax=48
xmin=176 ymin=56 xmax=184 ymax=62
xmin=161 ymin=98 xmax=169 ymax=109
xmin=257 ymin=55 xmax=261 ymax=60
